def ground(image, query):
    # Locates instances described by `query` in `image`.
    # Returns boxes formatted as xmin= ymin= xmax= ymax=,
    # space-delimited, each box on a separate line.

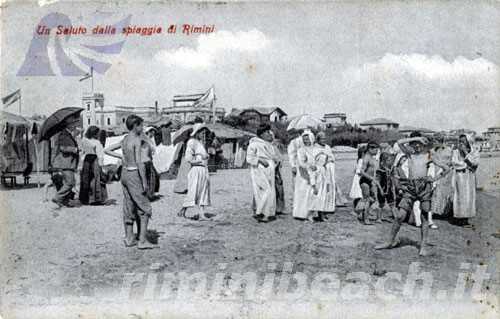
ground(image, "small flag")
xmin=2 ymin=89 xmax=21 ymax=107
xmin=193 ymin=87 xmax=215 ymax=108
xmin=79 ymin=67 xmax=93 ymax=81
xmin=79 ymin=73 xmax=91 ymax=81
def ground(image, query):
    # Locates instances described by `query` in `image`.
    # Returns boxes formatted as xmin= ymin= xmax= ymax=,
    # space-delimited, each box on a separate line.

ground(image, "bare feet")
xmin=198 ymin=213 xmax=214 ymax=221
xmin=177 ymin=208 xmax=186 ymax=218
xmin=138 ymin=241 xmax=159 ymax=249
xmin=375 ymin=240 xmax=399 ymax=250
xmin=124 ymin=238 xmax=138 ymax=247
xmin=419 ymin=245 xmax=429 ymax=256
xmin=51 ymin=198 xmax=63 ymax=209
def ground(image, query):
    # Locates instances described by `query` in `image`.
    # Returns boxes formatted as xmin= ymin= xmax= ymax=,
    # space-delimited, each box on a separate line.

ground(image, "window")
xmin=86 ymin=103 xmax=91 ymax=111
xmin=122 ymin=118 xmax=125 ymax=123
xmin=87 ymin=118 xmax=90 ymax=125
xmin=107 ymin=118 xmax=111 ymax=125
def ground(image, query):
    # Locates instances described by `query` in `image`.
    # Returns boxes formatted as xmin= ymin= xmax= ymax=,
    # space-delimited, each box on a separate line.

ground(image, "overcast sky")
xmin=1 ymin=0 xmax=499 ymax=132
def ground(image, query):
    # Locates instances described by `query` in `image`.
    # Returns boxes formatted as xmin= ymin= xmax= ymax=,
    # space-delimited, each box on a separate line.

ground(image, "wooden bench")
xmin=1 ymin=174 xmax=31 ymax=187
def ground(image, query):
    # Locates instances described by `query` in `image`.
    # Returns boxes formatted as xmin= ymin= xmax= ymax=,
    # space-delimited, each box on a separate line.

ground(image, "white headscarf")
xmin=301 ymin=129 xmax=315 ymax=148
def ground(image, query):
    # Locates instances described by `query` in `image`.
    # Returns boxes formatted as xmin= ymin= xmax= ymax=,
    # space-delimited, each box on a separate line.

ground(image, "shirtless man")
xmin=375 ymin=136 xmax=449 ymax=256
xmin=105 ymin=115 xmax=158 ymax=249
xmin=358 ymin=141 xmax=382 ymax=225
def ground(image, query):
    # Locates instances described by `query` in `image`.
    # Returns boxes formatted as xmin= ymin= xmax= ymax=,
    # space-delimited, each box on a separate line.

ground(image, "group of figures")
xmin=245 ymin=125 xmax=348 ymax=223
xmin=45 ymin=113 xmax=480 ymax=254
xmin=347 ymin=132 xmax=479 ymax=256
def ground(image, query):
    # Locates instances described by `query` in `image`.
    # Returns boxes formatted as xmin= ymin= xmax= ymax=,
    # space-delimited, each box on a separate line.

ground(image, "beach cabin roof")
xmin=206 ymin=123 xmax=255 ymax=140
xmin=1 ymin=111 xmax=30 ymax=127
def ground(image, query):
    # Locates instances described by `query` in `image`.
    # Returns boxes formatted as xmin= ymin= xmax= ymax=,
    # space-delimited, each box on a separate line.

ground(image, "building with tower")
xmin=80 ymin=87 xmax=225 ymax=135
xmin=82 ymin=93 xmax=105 ymax=131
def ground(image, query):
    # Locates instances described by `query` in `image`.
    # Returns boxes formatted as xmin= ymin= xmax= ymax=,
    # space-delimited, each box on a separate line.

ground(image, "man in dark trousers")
xmin=51 ymin=116 xmax=81 ymax=207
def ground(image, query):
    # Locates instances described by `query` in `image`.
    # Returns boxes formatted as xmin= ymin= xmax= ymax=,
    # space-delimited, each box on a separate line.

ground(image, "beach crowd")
xmin=45 ymin=114 xmax=480 ymax=255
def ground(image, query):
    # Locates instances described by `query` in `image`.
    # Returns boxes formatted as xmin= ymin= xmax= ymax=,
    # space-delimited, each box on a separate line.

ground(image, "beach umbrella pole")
xmin=35 ymin=141 xmax=40 ymax=188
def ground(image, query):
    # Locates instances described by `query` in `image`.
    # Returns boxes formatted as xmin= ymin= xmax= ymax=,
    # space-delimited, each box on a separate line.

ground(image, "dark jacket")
xmin=52 ymin=129 xmax=79 ymax=170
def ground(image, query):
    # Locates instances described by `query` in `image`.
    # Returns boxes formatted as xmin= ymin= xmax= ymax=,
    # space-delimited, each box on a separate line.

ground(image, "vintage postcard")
xmin=0 ymin=0 xmax=499 ymax=318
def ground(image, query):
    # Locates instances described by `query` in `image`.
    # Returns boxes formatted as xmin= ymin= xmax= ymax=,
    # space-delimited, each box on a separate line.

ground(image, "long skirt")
xmin=174 ymin=157 xmax=190 ymax=194
xmin=453 ymin=170 xmax=476 ymax=218
xmin=309 ymin=166 xmax=337 ymax=212
xmin=349 ymin=174 xmax=362 ymax=200
xmin=310 ymin=163 xmax=337 ymax=212
xmin=292 ymin=169 xmax=311 ymax=219
xmin=250 ymin=164 xmax=276 ymax=217
xmin=79 ymin=154 xmax=107 ymax=205
xmin=275 ymin=166 xmax=285 ymax=213
xmin=431 ymin=170 xmax=453 ymax=215
xmin=183 ymin=165 xmax=210 ymax=207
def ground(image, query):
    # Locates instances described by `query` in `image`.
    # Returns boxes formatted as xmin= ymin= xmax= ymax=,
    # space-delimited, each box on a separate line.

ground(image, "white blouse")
xmin=81 ymin=138 xmax=105 ymax=166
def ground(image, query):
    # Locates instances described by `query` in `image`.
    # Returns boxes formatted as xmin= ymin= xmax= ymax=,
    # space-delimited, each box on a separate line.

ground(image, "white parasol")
xmin=287 ymin=114 xmax=324 ymax=131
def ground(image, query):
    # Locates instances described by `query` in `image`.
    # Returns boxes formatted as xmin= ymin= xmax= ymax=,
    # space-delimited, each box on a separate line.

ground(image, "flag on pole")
xmin=193 ymin=87 xmax=215 ymax=108
xmin=2 ymin=89 xmax=21 ymax=107
xmin=79 ymin=67 xmax=93 ymax=81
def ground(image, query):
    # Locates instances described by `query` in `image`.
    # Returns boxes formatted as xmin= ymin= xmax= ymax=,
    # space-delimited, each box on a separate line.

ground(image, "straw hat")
xmin=144 ymin=126 xmax=157 ymax=133
xmin=190 ymin=123 xmax=208 ymax=137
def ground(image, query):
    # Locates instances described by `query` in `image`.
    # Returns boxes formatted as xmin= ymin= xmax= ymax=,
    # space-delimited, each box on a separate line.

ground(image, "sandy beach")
xmin=0 ymin=157 xmax=499 ymax=318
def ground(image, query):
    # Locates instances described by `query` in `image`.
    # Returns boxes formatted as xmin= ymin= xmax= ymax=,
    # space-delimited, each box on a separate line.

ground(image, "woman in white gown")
xmin=293 ymin=130 xmax=319 ymax=221
xmin=177 ymin=124 xmax=213 ymax=221
xmin=309 ymin=132 xmax=336 ymax=220
xmin=452 ymin=134 xmax=480 ymax=227
xmin=246 ymin=124 xmax=279 ymax=222
xmin=350 ymin=145 xmax=366 ymax=213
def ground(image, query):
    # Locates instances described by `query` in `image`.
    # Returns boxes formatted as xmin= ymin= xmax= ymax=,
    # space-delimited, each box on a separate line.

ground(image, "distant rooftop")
xmin=324 ymin=113 xmax=346 ymax=117
xmin=96 ymin=105 xmax=158 ymax=113
xmin=173 ymin=93 xmax=205 ymax=102
xmin=360 ymin=118 xmax=398 ymax=125
xmin=231 ymin=107 xmax=287 ymax=117
xmin=399 ymin=125 xmax=435 ymax=133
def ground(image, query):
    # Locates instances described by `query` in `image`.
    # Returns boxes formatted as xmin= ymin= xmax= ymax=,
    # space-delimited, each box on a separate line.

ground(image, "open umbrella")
xmin=172 ymin=125 xmax=193 ymax=145
xmin=38 ymin=107 xmax=83 ymax=141
xmin=287 ymin=114 xmax=324 ymax=131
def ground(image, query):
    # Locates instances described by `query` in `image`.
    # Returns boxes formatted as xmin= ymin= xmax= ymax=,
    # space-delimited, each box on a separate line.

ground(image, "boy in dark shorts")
xmin=375 ymin=151 xmax=397 ymax=221
xmin=375 ymin=135 xmax=449 ymax=256
xmin=358 ymin=141 xmax=382 ymax=225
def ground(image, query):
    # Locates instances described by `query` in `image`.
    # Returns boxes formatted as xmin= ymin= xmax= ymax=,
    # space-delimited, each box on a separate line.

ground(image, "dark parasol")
xmin=38 ymin=107 xmax=83 ymax=142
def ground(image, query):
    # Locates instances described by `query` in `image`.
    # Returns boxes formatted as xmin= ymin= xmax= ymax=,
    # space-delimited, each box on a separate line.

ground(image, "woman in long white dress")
xmin=452 ymin=134 xmax=480 ymax=227
xmin=246 ymin=124 xmax=279 ymax=222
xmin=177 ymin=124 xmax=213 ymax=221
xmin=294 ymin=130 xmax=319 ymax=221
xmin=350 ymin=145 xmax=366 ymax=213
xmin=309 ymin=132 xmax=336 ymax=220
